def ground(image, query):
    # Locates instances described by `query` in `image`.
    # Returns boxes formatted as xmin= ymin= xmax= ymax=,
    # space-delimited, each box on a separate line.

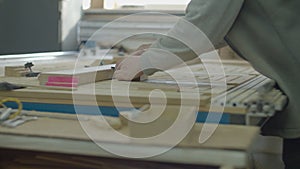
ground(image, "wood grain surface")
xmin=0 ymin=111 xmax=259 ymax=151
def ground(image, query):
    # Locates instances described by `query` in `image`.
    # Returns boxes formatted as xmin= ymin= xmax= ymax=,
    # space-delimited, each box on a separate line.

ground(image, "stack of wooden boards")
xmin=0 ymin=60 xmax=287 ymax=117
xmin=0 ymin=111 xmax=259 ymax=169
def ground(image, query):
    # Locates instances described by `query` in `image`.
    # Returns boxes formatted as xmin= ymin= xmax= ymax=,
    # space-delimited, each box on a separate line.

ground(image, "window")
xmin=107 ymin=0 xmax=191 ymax=10
xmin=83 ymin=0 xmax=191 ymax=10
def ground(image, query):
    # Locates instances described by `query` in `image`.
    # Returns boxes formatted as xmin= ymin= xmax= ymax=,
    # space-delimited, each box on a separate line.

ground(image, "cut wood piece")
xmin=38 ymin=64 xmax=115 ymax=86
xmin=120 ymin=105 xmax=198 ymax=138
xmin=119 ymin=106 xmax=259 ymax=149
xmin=5 ymin=66 xmax=27 ymax=77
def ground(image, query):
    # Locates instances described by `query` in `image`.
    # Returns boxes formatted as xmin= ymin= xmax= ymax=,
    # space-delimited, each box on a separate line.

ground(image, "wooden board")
xmin=38 ymin=64 xmax=115 ymax=85
xmin=0 ymin=111 xmax=259 ymax=151
xmin=4 ymin=66 xmax=26 ymax=77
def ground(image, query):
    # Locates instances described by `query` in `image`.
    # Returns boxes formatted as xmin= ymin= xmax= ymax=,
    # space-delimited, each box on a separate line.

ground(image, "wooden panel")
xmin=0 ymin=111 xmax=259 ymax=151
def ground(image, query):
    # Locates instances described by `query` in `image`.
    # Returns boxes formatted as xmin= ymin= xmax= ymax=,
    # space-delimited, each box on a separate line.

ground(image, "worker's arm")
xmin=115 ymin=0 xmax=244 ymax=80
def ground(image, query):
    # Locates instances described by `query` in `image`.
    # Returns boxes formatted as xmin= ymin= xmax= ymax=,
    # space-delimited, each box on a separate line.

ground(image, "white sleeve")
xmin=141 ymin=0 xmax=244 ymax=75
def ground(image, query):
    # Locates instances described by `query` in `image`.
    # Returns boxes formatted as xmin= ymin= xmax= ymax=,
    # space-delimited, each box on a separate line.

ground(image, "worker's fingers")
xmin=136 ymin=44 xmax=151 ymax=51
xmin=114 ymin=70 xmax=143 ymax=81
xmin=116 ymin=44 xmax=151 ymax=70
xmin=113 ymin=55 xmax=143 ymax=81
xmin=114 ymin=56 xmax=143 ymax=81
xmin=116 ymin=59 xmax=124 ymax=70
xmin=116 ymin=55 xmax=141 ymax=70
xmin=113 ymin=70 xmax=126 ymax=81
xmin=115 ymin=58 xmax=124 ymax=70
xmin=131 ymin=49 xmax=146 ymax=56
xmin=116 ymin=55 xmax=139 ymax=71
xmin=131 ymin=44 xmax=151 ymax=56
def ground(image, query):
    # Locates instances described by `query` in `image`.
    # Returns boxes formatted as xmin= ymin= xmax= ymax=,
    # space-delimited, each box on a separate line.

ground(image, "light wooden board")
xmin=0 ymin=111 xmax=259 ymax=151
xmin=38 ymin=64 xmax=115 ymax=85
xmin=4 ymin=66 xmax=26 ymax=77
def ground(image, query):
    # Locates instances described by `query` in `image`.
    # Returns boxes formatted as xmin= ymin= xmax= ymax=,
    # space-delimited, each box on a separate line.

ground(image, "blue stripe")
xmin=4 ymin=102 xmax=230 ymax=124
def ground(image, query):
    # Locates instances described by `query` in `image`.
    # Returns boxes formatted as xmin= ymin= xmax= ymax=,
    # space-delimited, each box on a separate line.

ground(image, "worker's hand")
xmin=114 ymin=55 xmax=144 ymax=81
xmin=114 ymin=44 xmax=151 ymax=81
xmin=128 ymin=44 xmax=151 ymax=56
xmin=135 ymin=44 xmax=151 ymax=51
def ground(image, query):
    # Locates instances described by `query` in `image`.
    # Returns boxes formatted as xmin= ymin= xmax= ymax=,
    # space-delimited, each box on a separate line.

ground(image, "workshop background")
xmin=0 ymin=1 xmax=285 ymax=169
xmin=0 ymin=0 xmax=240 ymax=59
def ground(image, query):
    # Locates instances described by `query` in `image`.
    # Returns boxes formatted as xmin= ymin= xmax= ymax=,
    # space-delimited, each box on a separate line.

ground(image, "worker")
xmin=114 ymin=0 xmax=300 ymax=168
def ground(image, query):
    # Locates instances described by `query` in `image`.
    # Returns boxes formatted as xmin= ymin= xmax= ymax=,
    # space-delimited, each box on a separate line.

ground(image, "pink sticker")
xmin=47 ymin=76 xmax=79 ymax=83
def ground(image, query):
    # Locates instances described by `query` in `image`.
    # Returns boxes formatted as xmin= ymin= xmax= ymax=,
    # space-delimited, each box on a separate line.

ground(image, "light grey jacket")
xmin=141 ymin=0 xmax=300 ymax=138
